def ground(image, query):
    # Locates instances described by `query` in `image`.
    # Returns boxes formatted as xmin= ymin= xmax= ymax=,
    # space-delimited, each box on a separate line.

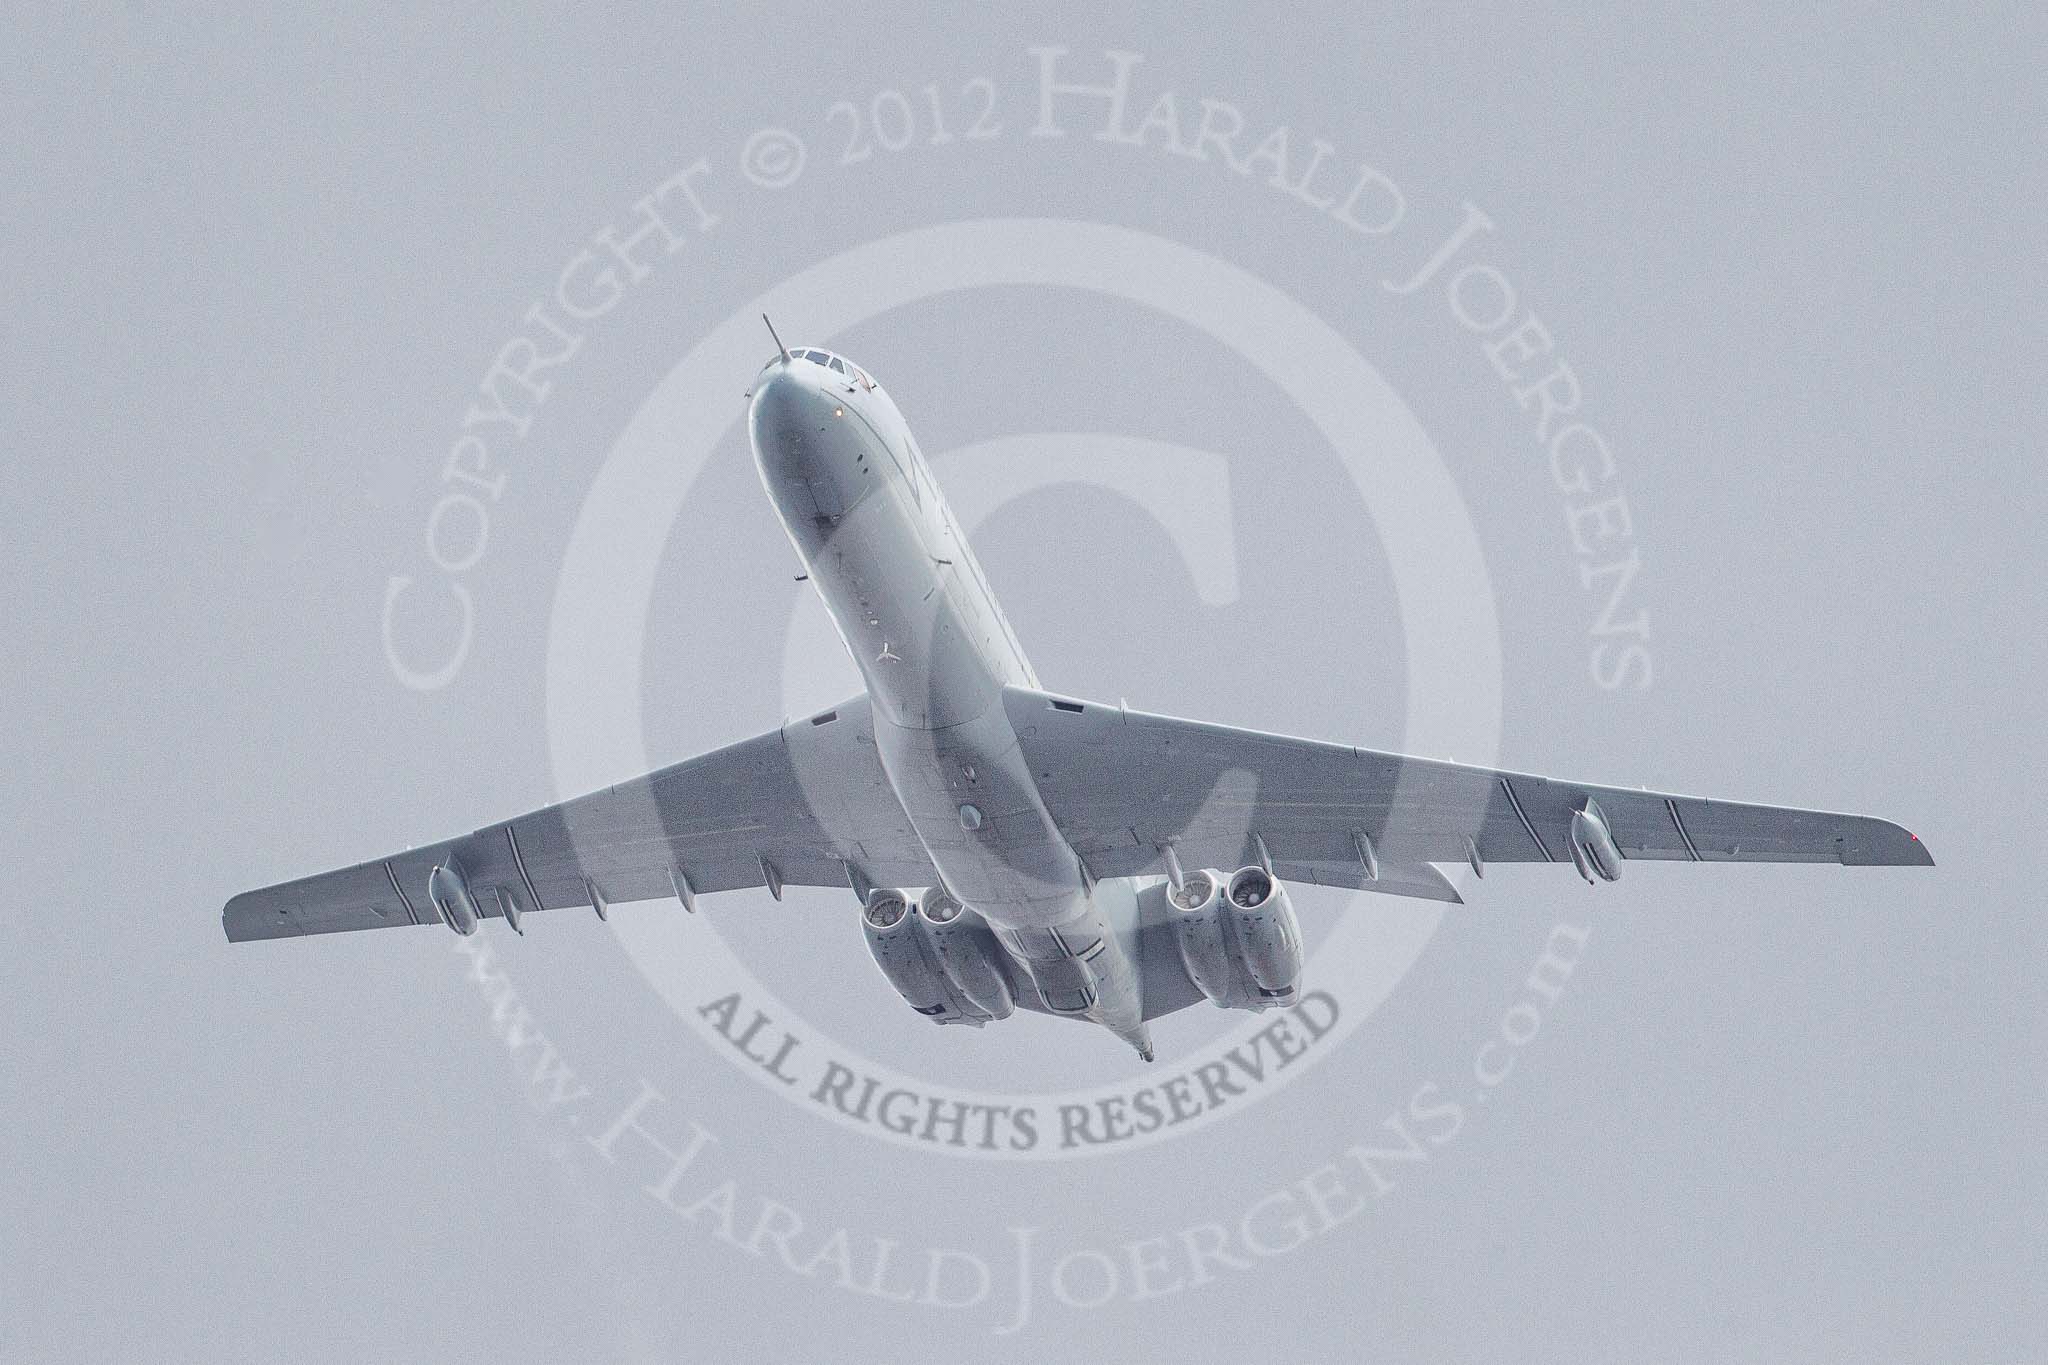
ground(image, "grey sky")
xmin=4 ymin=5 xmax=2042 ymax=1362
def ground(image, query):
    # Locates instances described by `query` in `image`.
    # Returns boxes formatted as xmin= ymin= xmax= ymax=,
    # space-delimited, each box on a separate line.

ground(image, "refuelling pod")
xmin=993 ymin=922 xmax=1097 ymax=1015
xmin=1568 ymin=800 xmax=1624 ymax=883
xmin=427 ymin=861 xmax=480 ymax=936
xmin=917 ymin=891 xmax=1015 ymax=1021
xmin=861 ymin=889 xmax=1008 ymax=1026
xmin=1223 ymin=866 xmax=1304 ymax=1006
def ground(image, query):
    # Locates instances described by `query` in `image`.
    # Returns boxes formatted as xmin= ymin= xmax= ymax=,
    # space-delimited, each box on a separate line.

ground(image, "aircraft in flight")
xmin=225 ymin=320 xmax=1932 ymax=1061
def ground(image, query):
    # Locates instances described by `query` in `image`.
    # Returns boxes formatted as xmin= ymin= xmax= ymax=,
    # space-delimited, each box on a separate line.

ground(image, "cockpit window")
xmin=785 ymin=348 xmax=871 ymax=386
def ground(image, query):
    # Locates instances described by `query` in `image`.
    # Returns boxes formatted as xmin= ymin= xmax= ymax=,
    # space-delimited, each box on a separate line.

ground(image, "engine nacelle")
xmin=1224 ymin=866 xmax=1304 ymax=1003
xmin=861 ymin=888 xmax=1015 ymax=1026
xmin=918 ymin=891 xmax=1016 ymax=1020
xmin=1171 ymin=866 xmax=1304 ymax=1011
xmin=1168 ymin=868 xmax=1240 ymax=1007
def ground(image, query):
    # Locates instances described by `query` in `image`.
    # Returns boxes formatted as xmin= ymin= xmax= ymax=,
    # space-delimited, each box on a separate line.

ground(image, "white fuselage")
xmin=747 ymin=346 xmax=1148 ymax=1053
xmin=748 ymin=349 xmax=1083 ymax=923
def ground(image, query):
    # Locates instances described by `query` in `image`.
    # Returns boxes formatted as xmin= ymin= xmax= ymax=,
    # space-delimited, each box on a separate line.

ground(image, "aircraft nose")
xmin=751 ymin=363 xmax=802 ymax=436
xmin=752 ymin=361 xmax=825 ymax=424
xmin=749 ymin=362 xmax=834 ymax=479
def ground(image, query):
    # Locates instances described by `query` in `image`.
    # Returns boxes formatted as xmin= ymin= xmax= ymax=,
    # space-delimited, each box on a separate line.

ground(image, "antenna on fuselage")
xmin=761 ymin=314 xmax=791 ymax=362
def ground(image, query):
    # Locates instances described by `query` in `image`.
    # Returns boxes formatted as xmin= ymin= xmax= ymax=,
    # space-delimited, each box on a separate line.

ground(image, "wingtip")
xmin=1843 ymin=817 xmax=1935 ymax=867
xmin=1888 ymin=818 xmax=1936 ymax=867
xmin=221 ymin=891 xmax=252 ymax=942
xmin=221 ymin=889 xmax=301 ymax=941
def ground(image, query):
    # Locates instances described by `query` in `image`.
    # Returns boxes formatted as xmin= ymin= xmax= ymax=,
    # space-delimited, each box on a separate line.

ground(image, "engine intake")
xmin=861 ymin=888 xmax=1015 ymax=1025
xmin=1171 ymin=866 xmax=1304 ymax=1011
xmin=863 ymin=889 xmax=910 ymax=929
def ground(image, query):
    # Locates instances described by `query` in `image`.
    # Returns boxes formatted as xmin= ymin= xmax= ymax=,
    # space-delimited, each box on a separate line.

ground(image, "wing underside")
xmin=1000 ymin=686 xmax=1931 ymax=896
xmin=226 ymin=682 xmax=1930 ymax=943
xmin=223 ymin=696 xmax=937 ymax=940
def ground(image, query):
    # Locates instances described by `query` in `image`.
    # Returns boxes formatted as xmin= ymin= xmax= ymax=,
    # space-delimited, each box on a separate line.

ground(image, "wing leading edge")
xmin=223 ymin=696 xmax=937 ymax=941
xmin=1001 ymin=686 xmax=1931 ymax=896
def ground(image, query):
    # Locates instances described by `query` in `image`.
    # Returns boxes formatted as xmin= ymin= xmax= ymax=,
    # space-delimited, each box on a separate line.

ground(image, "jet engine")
xmin=1170 ymin=866 xmax=1304 ymax=1011
xmin=861 ymin=888 xmax=1016 ymax=1026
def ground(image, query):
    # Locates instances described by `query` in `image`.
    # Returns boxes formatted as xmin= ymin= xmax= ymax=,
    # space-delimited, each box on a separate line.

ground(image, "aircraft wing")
xmin=223 ymin=696 xmax=937 ymax=941
xmin=1002 ymin=686 xmax=1930 ymax=900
